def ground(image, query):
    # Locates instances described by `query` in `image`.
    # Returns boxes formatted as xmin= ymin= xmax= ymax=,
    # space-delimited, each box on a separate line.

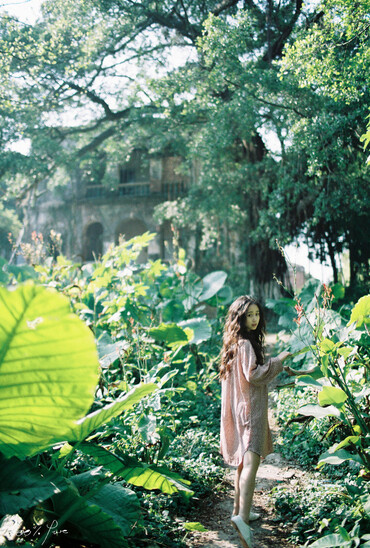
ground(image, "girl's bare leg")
xmin=238 ymin=451 xmax=260 ymax=523
xmin=233 ymin=461 xmax=243 ymax=516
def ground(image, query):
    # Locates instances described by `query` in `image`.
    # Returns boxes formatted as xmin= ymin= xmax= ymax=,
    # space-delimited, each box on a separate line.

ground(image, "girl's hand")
xmin=278 ymin=351 xmax=291 ymax=363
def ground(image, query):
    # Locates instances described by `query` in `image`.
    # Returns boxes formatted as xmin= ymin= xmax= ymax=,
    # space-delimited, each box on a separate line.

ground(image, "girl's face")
xmin=245 ymin=304 xmax=260 ymax=331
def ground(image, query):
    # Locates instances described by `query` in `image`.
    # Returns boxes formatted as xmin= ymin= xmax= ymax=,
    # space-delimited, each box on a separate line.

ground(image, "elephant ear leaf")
xmin=52 ymin=470 xmax=141 ymax=548
xmin=0 ymin=453 xmax=68 ymax=515
xmin=0 ymin=283 xmax=100 ymax=459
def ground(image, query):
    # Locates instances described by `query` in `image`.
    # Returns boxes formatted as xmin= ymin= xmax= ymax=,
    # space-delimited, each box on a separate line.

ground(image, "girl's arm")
xmin=240 ymin=340 xmax=287 ymax=385
xmin=278 ymin=351 xmax=291 ymax=362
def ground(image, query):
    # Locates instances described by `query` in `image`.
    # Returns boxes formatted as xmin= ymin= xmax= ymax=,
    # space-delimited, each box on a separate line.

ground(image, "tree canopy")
xmin=0 ymin=0 xmax=368 ymax=293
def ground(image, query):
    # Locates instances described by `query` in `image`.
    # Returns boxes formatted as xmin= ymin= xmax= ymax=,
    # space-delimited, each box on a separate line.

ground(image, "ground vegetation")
xmin=0 ymin=235 xmax=369 ymax=547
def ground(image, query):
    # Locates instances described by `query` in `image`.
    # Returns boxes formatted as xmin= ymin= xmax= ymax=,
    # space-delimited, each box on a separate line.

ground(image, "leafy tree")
xmin=275 ymin=0 xmax=370 ymax=290
xmin=151 ymin=4 xmax=323 ymax=293
xmin=0 ymin=0 xmax=307 ymax=295
xmin=1 ymin=0 xmax=368 ymax=292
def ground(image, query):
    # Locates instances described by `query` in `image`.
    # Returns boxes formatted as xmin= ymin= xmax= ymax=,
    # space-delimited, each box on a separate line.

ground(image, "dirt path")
xmin=187 ymin=334 xmax=303 ymax=548
xmin=187 ymin=420 xmax=303 ymax=547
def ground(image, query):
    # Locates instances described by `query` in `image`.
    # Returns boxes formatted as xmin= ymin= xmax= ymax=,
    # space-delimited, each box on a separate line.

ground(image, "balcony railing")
xmin=84 ymin=181 xmax=187 ymax=199
xmin=161 ymin=182 xmax=187 ymax=200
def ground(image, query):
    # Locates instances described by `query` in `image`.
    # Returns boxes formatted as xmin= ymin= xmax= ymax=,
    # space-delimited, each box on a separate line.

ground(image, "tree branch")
xmin=212 ymin=0 xmax=239 ymax=16
xmin=72 ymin=104 xmax=161 ymax=156
xmin=65 ymin=82 xmax=116 ymax=119
xmin=76 ymin=127 xmax=117 ymax=157
xmin=221 ymin=76 xmax=308 ymax=117
xmin=124 ymin=0 xmax=240 ymax=43
xmin=262 ymin=0 xmax=303 ymax=62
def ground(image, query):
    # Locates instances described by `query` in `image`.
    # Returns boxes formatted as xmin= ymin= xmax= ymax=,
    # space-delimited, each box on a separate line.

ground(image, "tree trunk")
xmin=326 ymin=236 xmax=338 ymax=284
xmin=240 ymin=134 xmax=288 ymax=300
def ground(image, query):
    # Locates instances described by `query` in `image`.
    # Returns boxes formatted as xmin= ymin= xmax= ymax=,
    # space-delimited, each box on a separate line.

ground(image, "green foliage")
xmin=0 ymin=284 xmax=149 ymax=546
xmin=167 ymin=428 xmax=224 ymax=497
xmin=1 ymin=0 xmax=368 ymax=289
xmin=276 ymin=0 xmax=370 ymax=287
xmin=273 ymin=475 xmax=370 ymax=547
xmin=275 ymin=281 xmax=369 ymax=470
xmin=50 ymin=474 xmax=139 ymax=548
xmin=273 ymin=389 xmax=326 ymax=466
xmin=0 ymin=283 xmax=100 ymax=459
xmin=79 ymin=443 xmax=194 ymax=497
xmin=0 ymin=235 xmax=228 ymax=547
xmin=0 ymin=0 xmax=308 ymax=294
xmin=280 ymin=0 xmax=370 ymax=105
xmin=0 ymin=454 xmax=68 ymax=515
xmin=270 ymin=278 xmax=370 ymax=546
xmin=349 ymin=295 xmax=370 ymax=328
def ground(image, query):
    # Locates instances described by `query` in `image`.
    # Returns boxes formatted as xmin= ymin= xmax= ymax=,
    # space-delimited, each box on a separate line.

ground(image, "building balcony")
xmin=84 ymin=181 xmax=187 ymax=200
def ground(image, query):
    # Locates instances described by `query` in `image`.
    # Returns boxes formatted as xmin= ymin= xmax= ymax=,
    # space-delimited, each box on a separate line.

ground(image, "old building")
xmin=24 ymin=150 xmax=190 ymax=263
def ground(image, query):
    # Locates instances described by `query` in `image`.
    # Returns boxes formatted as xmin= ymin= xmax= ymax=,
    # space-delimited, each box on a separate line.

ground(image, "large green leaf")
xmin=0 ymin=453 xmax=68 ymax=515
xmin=213 ymin=284 xmax=233 ymax=305
xmin=298 ymin=404 xmax=341 ymax=419
xmin=160 ymin=299 xmax=185 ymax=322
xmin=148 ymin=323 xmax=189 ymax=345
xmin=68 ymin=469 xmax=141 ymax=536
xmin=198 ymin=271 xmax=227 ymax=301
xmin=80 ymin=443 xmax=193 ymax=496
xmin=179 ymin=318 xmax=212 ymax=345
xmin=348 ymin=294 xmax=370 ymax=327
xmin=0 ymin=283 xmax=100 ymax=459
xmin=2 ymin=262 xmax=38 ymax=283
xmin=318 ymin=386 xmax=348 ymax=407
xmin=182 ymin=279 xmax=203 ymax=311
xmin=318 ymin=448 xmax=363 ymax=467
xmin=69 ymin=383 xmax=157 ymax=441
xmin=296 ymin=375 xmax=324 ymax=389
xmin=307 ymin=533 xmax=352 ymax=548
xmin=51 ymin=480 xmax=139 ymax=548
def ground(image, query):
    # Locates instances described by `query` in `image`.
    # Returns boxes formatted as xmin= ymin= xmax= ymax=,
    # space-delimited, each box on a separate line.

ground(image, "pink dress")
xmin=220 ymin=339 xmax=283 ymax=467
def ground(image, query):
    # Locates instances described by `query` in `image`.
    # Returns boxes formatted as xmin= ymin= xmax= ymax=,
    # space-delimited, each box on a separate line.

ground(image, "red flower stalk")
xmin=294 ymin=299 xmax=304 ymax=326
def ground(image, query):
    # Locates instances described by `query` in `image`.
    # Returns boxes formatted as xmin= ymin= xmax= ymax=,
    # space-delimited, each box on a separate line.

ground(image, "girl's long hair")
xmin=219 ymin=295 xmax=266 ymax=379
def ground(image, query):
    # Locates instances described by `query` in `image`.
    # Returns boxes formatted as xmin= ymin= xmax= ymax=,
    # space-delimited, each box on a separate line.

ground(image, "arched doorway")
xmin=115 ymin=219 xmax=148 ymax=263
xmin=83 ymin=222 xmax=104 ymax=261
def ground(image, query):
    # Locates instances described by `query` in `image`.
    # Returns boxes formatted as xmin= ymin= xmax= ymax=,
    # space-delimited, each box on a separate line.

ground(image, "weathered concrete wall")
xmin=23 ymin=153 xmax=189 ymax=263
xmin=25 ymin=192 xmax=172 ymax=262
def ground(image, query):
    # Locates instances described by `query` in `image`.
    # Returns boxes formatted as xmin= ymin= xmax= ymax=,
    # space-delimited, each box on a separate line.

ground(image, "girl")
xmin=219 ymin=295 xmax=291 ymax=548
